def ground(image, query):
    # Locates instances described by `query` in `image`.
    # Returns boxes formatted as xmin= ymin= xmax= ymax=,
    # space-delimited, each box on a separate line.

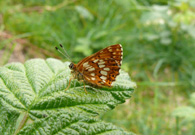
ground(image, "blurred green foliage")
xmin=172 ymin=92 xmax=195 ymax=135
xmin=0 ymin=0 xmax=195 ymax=134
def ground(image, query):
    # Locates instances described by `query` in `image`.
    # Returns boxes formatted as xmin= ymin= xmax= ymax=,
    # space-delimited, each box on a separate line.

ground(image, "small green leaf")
xmin=172 ymin=106 xmax=195 ymax=121
xmin=75 ymin=6 xmax=94 ymax=21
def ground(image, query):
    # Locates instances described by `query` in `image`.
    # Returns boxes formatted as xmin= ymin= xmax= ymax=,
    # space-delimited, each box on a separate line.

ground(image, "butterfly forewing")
xmin=76 ymin=44 xmax=123 ymax=87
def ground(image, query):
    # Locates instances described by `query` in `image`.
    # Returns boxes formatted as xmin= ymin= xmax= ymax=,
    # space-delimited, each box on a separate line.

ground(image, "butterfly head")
xmin=69 ymin=62 xmax=76 ymax=70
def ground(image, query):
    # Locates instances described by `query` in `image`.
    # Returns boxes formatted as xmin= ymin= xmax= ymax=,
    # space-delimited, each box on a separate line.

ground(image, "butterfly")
xmin=56 ymin=44 xmax=123 ymax=93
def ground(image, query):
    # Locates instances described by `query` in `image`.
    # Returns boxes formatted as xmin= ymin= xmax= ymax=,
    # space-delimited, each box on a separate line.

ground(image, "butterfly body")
xmin=69 ymin=63 xmax=84 ymax=81
xmin=68 ymin=44 xmax=123 ymax=88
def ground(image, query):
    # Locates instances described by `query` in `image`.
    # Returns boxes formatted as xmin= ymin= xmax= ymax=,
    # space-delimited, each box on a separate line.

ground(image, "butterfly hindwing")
xmin=76 ymin=44 xmax=123 ymax=87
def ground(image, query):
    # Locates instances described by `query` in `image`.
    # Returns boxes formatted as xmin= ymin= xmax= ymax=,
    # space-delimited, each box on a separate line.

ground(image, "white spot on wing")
xmin=93 ymin=59 xmax=99 ymax=63
xmin=83 ymin=62 xmax=89 ymax=67
xmin=104 ymin=68 xmax=110 ymax=71
xmin=86 ymin=66 xmax=92 ymax=70
xmin=120 ymin=44 xmax=123 ymax=51
xmin=98 ymin=60 xmax=105 ymax=65
xmin=99 ymin=65 xmax=105 ymax=68
xmin=91 ymin=77 xmax=95 ymax=80
xmin=91 ymin=73 xmax=95 ymax=76
xmin=100 ymin=76 xmax=107 ymax=80
xmin=88 ymin=67 xmax=95 ymax=71
xmin=100 ymin=71 xmax=107 ymax=76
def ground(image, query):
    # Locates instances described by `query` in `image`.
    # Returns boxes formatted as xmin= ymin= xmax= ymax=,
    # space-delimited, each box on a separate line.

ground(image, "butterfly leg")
xmin=79 ymin=80 xmax=87 ymax=94
xmin=81 ymin=80 xmax=88 ymax=94
xmin=65 ymin=77 xmax=72 ymax=91
xmin=79 ymin=69 xmax=88 ymax=94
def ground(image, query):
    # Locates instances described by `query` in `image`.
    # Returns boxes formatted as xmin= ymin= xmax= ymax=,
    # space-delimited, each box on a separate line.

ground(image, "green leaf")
xmin=75 ymin=6 xmax=94 ymax=21
xmin=172 ymin=92 xmax=195 ymax=122
xmin=18 ymin=111 xmax=134 ymax=135
xmin=0 ymin=58 xmax=135 ymax=134
xmin=172 ymin=106 xmax=195 ymax=121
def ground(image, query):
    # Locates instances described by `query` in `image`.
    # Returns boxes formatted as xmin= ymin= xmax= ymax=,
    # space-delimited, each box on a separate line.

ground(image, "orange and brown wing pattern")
xmin=76 ymin=44 xmax=123 ymax=87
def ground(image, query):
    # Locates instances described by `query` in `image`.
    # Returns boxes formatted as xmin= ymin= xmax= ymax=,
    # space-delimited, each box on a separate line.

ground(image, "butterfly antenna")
xmin=55 ymin=45 xmax=71 ymax=61
xmin=59 ymin=44 xmax=71 ymax=61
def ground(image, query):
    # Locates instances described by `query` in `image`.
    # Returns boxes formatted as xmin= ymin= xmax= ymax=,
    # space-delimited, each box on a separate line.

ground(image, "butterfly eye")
xmin=69 ymin=63 xmax=74 ymax=69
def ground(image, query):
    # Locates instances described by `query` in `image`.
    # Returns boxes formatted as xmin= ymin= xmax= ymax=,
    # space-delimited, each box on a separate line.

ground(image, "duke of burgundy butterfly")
xmin=55 ymin=44 xmax=123 ymax=93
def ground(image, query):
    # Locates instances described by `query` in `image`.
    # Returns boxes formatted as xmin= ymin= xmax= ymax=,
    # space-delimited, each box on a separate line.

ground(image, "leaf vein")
xmin=45 ymin=61 xmax=55 ymax=74
xmin=24 ymin=64 xmax=37 ymax=95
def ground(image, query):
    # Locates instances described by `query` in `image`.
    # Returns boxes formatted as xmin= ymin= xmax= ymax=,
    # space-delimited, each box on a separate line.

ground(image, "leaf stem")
xmin=14 ymin=112 xmax=29 ymax=135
